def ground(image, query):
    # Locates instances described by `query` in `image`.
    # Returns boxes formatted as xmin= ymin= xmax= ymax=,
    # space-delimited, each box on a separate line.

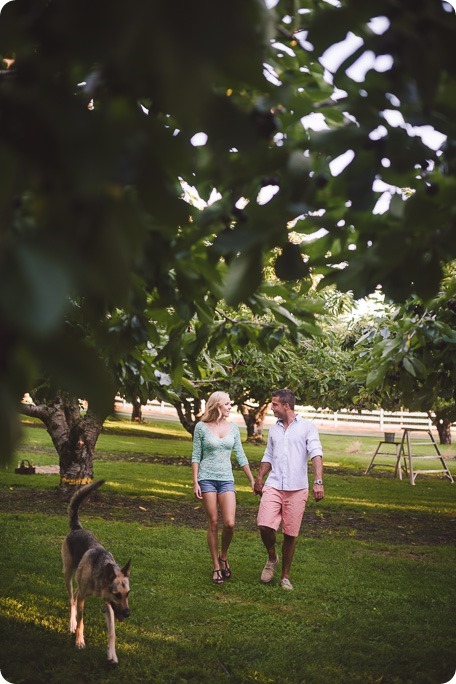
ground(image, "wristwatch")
xmin=314 ymin=479 xmax=323 ymax=486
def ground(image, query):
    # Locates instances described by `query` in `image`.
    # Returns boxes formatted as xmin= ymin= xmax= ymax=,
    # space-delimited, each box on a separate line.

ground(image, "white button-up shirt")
xmin=261 ymin=414 xmax=323 ymax=491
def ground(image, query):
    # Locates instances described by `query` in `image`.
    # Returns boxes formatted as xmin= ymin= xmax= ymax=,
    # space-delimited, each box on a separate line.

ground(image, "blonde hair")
xmin=201 ymin=391 xmax=230 ymax=424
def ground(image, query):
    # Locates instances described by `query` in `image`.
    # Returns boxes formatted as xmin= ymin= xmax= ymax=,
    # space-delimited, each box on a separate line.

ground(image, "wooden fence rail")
xmin=115 ymin=398 xmax=454 ymax=433
xmin=299 ymin=408 xmax=436 ymax=431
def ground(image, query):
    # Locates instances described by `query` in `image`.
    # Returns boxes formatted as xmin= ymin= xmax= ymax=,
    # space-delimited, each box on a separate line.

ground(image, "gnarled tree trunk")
xmin=173 ymin=396 xmax=203 ymax=436
xmin=239 ymin=402 xmax=270 ymax=444
xmin=20 ymin=396 xmax=104 ymax=494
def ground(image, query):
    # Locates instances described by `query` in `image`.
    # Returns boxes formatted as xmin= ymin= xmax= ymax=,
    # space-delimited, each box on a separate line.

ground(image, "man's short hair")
xmin=271 ymin=389 xmax=296 ymax=410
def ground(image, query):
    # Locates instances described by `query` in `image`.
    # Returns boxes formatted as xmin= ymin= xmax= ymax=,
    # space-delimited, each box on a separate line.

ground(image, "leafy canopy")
xmin=1 ymin=0 xmax=456 ymax=459
xmin=352 ymin=265 xmax=456 ymax=419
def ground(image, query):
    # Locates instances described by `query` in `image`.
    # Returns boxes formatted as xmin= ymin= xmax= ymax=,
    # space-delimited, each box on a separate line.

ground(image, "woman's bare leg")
xmin=218 ymin=491 xmax=236 ymax=559
xmin=201 ymin=492 xmax=220 ymax=571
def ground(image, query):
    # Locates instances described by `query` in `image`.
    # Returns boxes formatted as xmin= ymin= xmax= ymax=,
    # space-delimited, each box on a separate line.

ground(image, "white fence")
xmin=298 ymin=407 xmax=435 ymax=431
xmin=114 ymin=398 xmax=450 ymax=432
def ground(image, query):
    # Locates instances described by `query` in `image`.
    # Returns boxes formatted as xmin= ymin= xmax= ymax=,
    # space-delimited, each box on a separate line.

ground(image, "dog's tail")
xmin=68 ymin=479 xmax=105 ymax=531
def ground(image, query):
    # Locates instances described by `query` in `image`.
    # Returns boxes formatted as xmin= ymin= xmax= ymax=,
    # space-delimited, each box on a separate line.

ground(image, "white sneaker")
xmin=260 ymin=556 xmax=279 ymax=583
xmin=280 ymin=578 xmax=293 ymax=590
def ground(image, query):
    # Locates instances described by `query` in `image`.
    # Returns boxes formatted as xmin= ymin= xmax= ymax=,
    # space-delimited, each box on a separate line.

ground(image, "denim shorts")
xmin=199 ymin=479 xmax=236 ymax=494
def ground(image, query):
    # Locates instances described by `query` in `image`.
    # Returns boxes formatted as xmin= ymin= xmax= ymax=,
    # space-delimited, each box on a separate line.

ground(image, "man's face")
xmin=271 ymin=397 xmax=288 ymax=421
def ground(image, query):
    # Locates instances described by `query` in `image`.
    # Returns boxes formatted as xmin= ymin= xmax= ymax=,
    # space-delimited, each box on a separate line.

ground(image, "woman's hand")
xmin=253 ymin=478 xmax=264 ymax=496
xmin=193 ymin=483 xmax=202 ymax=499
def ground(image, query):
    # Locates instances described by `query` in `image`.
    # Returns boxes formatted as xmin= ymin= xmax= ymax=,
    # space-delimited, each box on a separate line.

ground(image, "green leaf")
xmin=274 ymin=243 xmax=309 ymax=281
xmin=0 ymin=244 xmax=70 ymax=335
xmin=223 ymin=249 xmax=262 ymax=306
xmin=180 ymin=377 xmax=199 ymax=397
xmin=366 ymin=365 xmax=386 ymax=389
xmin=402 ymin=356 xmax=416 ymax=377
xmin=194 ymin=299 xmax=214 ymax=325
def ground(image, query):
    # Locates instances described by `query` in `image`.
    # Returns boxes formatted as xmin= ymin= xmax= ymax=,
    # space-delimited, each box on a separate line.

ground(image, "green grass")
xmin=19 ymin=417 xmax=456 ymax=469
xmin=0 ymin=515 xmax=454 ymax=684
xmin=0 ymin=419 xmax=455 ymax=683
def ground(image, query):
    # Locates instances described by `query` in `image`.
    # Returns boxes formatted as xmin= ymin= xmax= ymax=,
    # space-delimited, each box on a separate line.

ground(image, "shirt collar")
xmin=277 ymin=413 xmax=300 ymax=426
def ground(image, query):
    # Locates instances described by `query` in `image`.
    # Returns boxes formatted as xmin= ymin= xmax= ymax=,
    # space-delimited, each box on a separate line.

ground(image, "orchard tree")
xmin=1 ymin=0 xmax=456 ymax=465
xmin=0 ymin=0 xmax=321 ymax=466
xmin=149 ymin=299 xmax=313 ymax=438
xmin=224 ymin=344 xmax=303 ymax=443
xmin=18 ymin=292 xmax=307 ymax=489
xmin=221 ymin=288 xmax=359 ymax=442
xmin=351 ymin=268 xmax=456 ymax=444
xmin=224 ymin=339 xmax=351 ymax=443
xmin=17 ymin=308 xmax=169 ymax=489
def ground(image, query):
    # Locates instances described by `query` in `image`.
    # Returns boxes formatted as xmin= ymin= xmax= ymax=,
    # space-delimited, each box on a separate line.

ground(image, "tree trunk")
xmin=20 ymin=396 xmax=104 ymax=494
xmin=131 ymin=398 xmax=143 ymax=423
xmin=58 ymin=412 xmax=103 ymax=491
xmin=434 ymin=416 xmax=452 ymax=445
xmin=173 ymin=397 xmax=203 ymax=436
xmin=239 ymin=402 xmax=270 ymax=444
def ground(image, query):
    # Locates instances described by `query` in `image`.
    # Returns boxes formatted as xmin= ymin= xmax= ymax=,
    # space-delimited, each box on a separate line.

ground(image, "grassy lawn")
xmin=0 ymin=419 xmax=455 ymax=683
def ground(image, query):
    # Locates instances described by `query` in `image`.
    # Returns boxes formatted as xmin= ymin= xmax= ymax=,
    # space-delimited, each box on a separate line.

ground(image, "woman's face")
xmin=220 ymin=397 xmax=232 ymax=418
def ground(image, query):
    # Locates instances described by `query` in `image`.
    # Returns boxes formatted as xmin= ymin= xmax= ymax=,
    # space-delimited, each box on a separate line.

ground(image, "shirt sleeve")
xmin=191 ymin=422 xmax=203 ymax=463
xmin=307 ymin=423 xmax=323 ymax=459
xmin=232 ymin=425 xmax=249 ymax=468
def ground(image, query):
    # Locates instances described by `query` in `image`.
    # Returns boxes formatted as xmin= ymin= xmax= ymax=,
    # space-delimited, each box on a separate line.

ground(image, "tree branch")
xmin=215 ymin=309 xmax=262 ymax=327
xmin=19 ymin=401 xmax=49 ymax=422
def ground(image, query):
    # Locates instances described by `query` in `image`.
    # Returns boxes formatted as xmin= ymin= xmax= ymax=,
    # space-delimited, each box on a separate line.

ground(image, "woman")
xmin=192 ymin=391 xmax=255 ymax=584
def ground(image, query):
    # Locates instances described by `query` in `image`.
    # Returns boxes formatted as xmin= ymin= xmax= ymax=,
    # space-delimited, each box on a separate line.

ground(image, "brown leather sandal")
xmin=218 ymin=556 xmax=232 ymax=579
xmin=212 ymin=569 xmax=224 ymax=584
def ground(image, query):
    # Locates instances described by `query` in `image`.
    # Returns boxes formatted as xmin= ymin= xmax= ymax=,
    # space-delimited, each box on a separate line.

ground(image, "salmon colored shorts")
xmin=257 ymin=485 xmax=308 ymax=537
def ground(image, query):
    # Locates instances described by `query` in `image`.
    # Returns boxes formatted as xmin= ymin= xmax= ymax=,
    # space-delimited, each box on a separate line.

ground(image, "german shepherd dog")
xmin=61 ymin=480 xmax=131 ymax=664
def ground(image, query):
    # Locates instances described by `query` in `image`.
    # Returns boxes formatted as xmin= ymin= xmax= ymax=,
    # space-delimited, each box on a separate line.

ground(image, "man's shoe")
xmin=280 ymin=578 xmax=293 ymax=590
xmin=260 ymin=556 xmax=279 ymax=583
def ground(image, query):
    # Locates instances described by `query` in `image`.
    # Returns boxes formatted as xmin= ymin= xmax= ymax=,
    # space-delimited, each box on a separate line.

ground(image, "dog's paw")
xmin=69 ymin=619 xmax=77 ymax=633
xmin=75 ymin=639 xmax=86 ymax=650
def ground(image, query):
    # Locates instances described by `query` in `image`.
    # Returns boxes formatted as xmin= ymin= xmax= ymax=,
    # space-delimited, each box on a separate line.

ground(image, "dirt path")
xmin=1 ymin=486 xmax=454 ymax=547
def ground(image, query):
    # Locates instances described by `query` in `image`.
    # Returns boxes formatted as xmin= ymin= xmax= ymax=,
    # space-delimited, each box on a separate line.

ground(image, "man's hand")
xmin=254 ymin=462 xmax=271 ymax=496
xmin=311 ymin=456 xmax=324 ymax=502
xmin=253 ymin=478 xmax=264 ymax=496
xmin=312 ymin=483 xmax=324 ymax=502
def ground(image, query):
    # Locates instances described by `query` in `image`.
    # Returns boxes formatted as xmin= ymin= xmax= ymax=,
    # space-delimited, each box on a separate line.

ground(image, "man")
xmin=254 ymin=389 xmax=324 ymax=590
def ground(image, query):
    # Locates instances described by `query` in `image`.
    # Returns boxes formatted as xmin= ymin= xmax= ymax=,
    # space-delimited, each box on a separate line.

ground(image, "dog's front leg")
xmin=104 ymin=603 xmax=118 ymax=664
xmin=75 ymin=594 xmax=86 ymax=650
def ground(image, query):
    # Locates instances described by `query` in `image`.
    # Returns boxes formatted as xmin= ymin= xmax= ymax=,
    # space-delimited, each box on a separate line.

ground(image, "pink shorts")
xmin=257 ymin=486 xmax=308 ymax=537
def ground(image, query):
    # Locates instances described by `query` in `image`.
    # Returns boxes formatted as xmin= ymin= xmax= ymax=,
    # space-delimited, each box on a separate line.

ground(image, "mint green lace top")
xmin=191 ymin=421 xmax=249 ymax=481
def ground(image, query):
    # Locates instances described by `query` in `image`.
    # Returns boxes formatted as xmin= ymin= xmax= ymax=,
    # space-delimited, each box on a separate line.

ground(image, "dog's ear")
xmin=104 ymin=563 xmax=117 ymax=583
xmin=121 ymin=559 xmax=131 ymax=577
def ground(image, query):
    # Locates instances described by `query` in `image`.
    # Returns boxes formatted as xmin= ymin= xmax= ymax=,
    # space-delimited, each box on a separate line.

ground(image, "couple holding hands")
xmin=191 ymin=389 xmax=324 ymax=590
